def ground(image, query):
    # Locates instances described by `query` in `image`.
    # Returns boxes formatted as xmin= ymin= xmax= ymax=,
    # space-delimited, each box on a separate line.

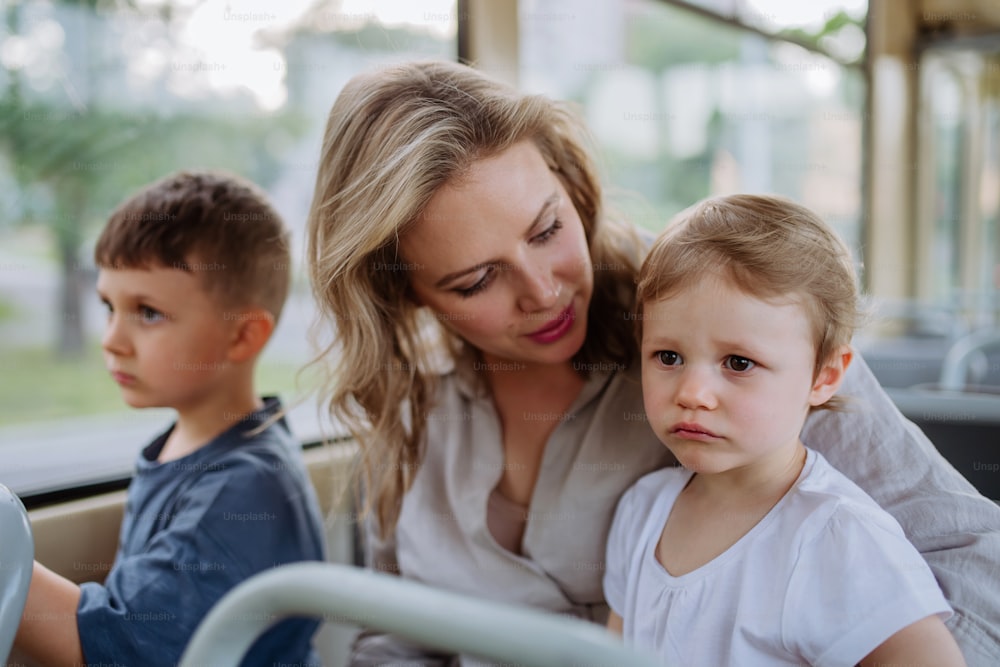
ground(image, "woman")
xmin=306 ymin=60 xmax=1000 ymax=666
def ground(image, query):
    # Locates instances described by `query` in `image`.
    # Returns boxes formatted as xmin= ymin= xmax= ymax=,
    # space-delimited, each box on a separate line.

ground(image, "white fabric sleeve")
xmin=603 ymin=482 xmax=645 ymax=616
xmin=783 ymin=504 xmax=952 ymax=667
xmin=800 ymin=352 xmax=1000 ymax=664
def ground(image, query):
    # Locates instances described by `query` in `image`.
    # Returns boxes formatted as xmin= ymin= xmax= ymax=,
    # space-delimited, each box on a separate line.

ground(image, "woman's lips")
xmin=527 ymin=303 xmax=575 ymax=344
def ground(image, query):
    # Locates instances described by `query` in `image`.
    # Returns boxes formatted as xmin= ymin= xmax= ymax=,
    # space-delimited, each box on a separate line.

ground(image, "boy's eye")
xmin=725 ymin=356 xmax=755 ymax=372
xmin=656 ymin=350 xmax=681 ymax=366
xmin=139 ymin=305 xmax=166 ymax=323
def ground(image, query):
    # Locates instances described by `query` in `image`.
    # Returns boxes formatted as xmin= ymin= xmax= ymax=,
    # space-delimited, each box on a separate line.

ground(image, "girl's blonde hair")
xmin=307 ymin=61 xmax=642 ymax=536
xmin=636 ymin=194 xmax=862 ymax=409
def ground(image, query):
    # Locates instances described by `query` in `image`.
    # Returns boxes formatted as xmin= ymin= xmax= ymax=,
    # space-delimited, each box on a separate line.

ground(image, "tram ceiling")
xmin=919 ymin=0 xmax=1000 ymax=49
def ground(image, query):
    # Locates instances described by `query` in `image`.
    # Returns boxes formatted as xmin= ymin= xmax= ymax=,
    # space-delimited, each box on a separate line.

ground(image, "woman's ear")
xmin=808 ymin=345 xmax=853 ymax=407
xmin=404 ymin=282 xmax=424 ymax=307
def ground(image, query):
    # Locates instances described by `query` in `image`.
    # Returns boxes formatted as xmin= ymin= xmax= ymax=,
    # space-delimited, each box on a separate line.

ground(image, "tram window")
xmin=919 ymin=49 xmax=1000 ymax=329
xmin=519 ymin=0 xmax=867 ymax=254
xmin=856 ymin=44 xmax=1000 ymax=393
xmin=0 ymin=0 xmax=458 ymax=498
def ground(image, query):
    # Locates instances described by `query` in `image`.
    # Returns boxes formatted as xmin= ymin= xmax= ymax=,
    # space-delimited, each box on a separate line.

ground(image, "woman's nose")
xmin=516 ymin=262 xmax=561 ymax=313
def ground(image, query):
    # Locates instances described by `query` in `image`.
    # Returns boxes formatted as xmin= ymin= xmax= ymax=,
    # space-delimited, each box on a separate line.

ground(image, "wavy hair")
xmin=306 ymin=61 xmax=643 ymax=536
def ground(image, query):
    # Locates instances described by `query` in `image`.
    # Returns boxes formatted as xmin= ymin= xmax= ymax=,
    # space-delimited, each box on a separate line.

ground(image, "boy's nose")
xmin=101 ymin=315 xmax=131 ymax=356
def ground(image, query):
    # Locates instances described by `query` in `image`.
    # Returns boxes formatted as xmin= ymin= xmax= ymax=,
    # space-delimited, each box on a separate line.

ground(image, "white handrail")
xmin=0 ymin=483 xmax=34 ymax=663
xmin=178 ymin=562 xmax=662 ymax=667
xmin=939 ymin=329 xmax=1000 ymax=391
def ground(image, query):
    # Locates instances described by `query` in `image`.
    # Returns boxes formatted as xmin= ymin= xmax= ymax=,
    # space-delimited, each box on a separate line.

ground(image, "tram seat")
xmin=859 ymin=337 xmax=950 ymax=388
xmin=886 ymin=387 xmax=1000 ymax=501
xmin=861 ymin=327 xmax=1000 ymax=501
xmin=0 ymin=483 xmax=34 ymax=664
xmin=855 ymin=304 xmax=967 ymax=389
xmin=179 ymin=562 xmax=662 ymax=667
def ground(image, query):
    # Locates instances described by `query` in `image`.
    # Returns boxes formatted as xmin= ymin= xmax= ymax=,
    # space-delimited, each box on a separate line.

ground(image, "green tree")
xmin=0 ymin=1 xmax=305 ymax=357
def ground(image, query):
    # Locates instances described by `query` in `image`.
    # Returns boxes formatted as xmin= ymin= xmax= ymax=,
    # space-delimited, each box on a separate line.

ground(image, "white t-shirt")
xmin=604 ymin=448 xmax=952 ymax=667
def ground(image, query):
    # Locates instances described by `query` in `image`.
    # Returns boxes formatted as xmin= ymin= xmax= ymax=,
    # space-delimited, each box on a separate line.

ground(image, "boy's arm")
xmin=14 ymin=561 xmax=84 ymax=666
xmin=70 ymin=454 xmax=324 ymax=667
xmin=860 ymin=616 xmax=966 ymax=667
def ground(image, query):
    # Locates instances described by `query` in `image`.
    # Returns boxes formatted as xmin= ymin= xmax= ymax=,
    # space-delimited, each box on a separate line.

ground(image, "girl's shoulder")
xmin=618 ymin=465 xmax=691 ymax=517
xmin=783 ymin=449 xmax=909 ymax=549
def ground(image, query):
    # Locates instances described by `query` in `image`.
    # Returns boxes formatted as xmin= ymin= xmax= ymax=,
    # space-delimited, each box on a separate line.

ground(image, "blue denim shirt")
xmin=78 ymin=397 xmax=327 ymax=667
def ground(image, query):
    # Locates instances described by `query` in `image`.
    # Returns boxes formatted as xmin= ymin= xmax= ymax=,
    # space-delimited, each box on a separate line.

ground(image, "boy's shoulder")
xmin=124 ymin=397 xmax=323 ymax=548
xmin=136 ymin=397 xmax=305 ymax=492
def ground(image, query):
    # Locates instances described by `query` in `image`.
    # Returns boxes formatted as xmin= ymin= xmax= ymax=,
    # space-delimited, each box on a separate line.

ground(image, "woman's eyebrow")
xmin=433 ymin=192 xmax=560 ymax=289
xmin=525 ymin=192 xmax=560 ymax=234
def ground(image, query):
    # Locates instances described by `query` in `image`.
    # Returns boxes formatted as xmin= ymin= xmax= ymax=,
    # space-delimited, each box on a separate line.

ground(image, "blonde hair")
xmin=307 ymin=61 xmax=642 ymax=536
xmin=636 ymin=194 xmax=861 ymax=409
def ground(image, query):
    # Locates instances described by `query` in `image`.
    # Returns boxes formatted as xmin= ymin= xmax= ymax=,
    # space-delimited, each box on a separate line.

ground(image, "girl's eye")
xmin=455 ymin=267 xmax=495 ymax=298
xmin=725 ymin=356 xmax=755 ymax=372
xmin=139 ymin=305 xmax=166 ymax=323
xmin=656 ymin=350 xmax=681 ymax=366
xmin=532 ymin=219 xmax=562 ymax=244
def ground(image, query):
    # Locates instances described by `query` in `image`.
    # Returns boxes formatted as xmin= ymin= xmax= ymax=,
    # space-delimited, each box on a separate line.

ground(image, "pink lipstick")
xmin=527 ymin=303 xmax=575 ymax=344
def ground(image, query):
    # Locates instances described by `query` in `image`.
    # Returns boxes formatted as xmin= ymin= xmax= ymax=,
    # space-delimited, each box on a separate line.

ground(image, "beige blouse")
xmin=366 ymin=357 xmax=672 ymax=621
xmin=486 ymin=487 xmax=528 ymax=555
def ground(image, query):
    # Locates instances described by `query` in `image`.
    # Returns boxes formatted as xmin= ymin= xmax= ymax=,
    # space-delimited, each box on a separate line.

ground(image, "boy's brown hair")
xmin=95 ymin=170 xmax=291 ymax=322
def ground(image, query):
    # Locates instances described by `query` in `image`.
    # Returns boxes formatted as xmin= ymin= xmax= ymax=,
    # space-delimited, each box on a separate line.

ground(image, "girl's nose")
xmin=675 ymin=365 xmax=718 ymax=411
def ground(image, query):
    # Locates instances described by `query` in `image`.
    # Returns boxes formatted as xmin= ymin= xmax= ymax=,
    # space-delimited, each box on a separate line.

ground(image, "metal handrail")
xmin=939 ymin=329 xmax=1000 ymax=391
xmin=178 ymin=562 xmax=662 ymax=667
xmin=0 ymin=483 xmax=34 ymax=663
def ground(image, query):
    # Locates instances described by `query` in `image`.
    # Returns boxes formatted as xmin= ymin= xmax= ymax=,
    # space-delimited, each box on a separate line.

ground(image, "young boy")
xmin=14 ymin=171 xmax=327 ymax=667
xmin=604 ymin=194 xmax=966 ymax=666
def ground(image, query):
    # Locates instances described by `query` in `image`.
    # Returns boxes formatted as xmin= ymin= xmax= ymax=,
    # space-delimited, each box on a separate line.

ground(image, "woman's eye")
xmin=725 ymin=356 xmax=755 ymax=372
xmin=455 ymin=267 xmax=494 ymax=298
xmin=532 ymin=219 xmax=562 ymax=244
xmin=656 ymin=350 xmax=681 ymax=366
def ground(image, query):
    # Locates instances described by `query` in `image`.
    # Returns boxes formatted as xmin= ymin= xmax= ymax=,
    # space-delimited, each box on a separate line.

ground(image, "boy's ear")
xmin=225 ymin=308 xmax=275 ymax=363
xmin=808 ymin=345 xmax=853 ymax=407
